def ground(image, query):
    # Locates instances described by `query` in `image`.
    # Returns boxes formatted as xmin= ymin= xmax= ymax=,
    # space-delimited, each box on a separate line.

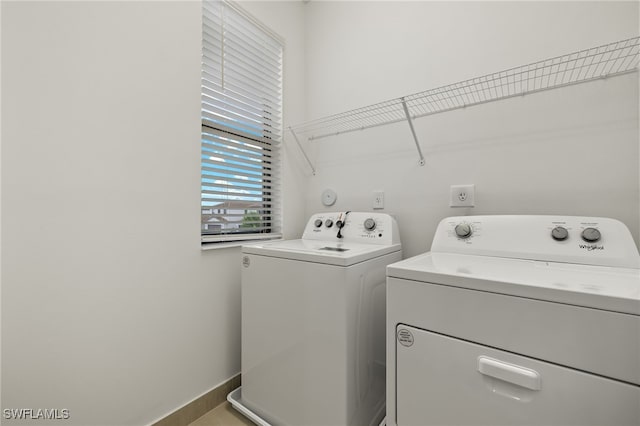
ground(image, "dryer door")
xmin=395 ymin=325 xmax=640 ymax=426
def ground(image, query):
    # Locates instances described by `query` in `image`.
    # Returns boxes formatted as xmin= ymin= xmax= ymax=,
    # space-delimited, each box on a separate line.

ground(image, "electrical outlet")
xmin=373 ymin=191 xmax=384 ymax=209
xmin=450 ymin=184 xmax=475 ymax=207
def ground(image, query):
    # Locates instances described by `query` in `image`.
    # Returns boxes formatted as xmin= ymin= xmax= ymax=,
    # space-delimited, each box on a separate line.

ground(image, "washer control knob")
xmin=314 ymin=219 xmax=323 ymax=228
xmin=454 ymin=223 xmax=472 ymax=239
xmin=364 ymin=218 xmax=377 ymax=231
xmin=551 ymin=226 xmax=569 ymax=241
xmin=581 ymin=227 xmax=601 ymax=243
xmin=325 ymin=219 xmax=334 ymax=228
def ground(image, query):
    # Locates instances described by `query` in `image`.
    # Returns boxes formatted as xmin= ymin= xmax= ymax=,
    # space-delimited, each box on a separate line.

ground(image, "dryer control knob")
xmin=325 ymin=219 xmax=334 ymax=228
xmin=314 ymin=219 xmax=323 ymax=228
xmin=364 ymin=218 xmax=377 ymax=231
xmin=581 ymin=227 xmax=601 ymax=243
xmin=551 ymin=226 xmax=569 ymax=241
xmin=454 ymin=223 xmax=472 ymax=239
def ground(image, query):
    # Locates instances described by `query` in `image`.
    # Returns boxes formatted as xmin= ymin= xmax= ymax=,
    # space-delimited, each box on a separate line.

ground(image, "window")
xmin=201 ymin=0 xmax=283 ymax=244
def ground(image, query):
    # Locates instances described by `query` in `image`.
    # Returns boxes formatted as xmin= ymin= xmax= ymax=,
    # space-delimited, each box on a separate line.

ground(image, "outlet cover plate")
xmin=373 ymin=191 xmax=385 ymax=209
xmin=450 ymin=184 xmax=475 ymax=207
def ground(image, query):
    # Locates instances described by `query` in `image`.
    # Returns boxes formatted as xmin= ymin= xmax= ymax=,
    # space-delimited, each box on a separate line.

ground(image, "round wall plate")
xmin=321 ymin=189 xmax=337 ymax=206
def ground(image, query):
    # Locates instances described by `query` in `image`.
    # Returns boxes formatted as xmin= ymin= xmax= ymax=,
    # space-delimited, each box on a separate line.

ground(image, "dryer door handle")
xmin=477 ymin=356 xmax=541 ymax=390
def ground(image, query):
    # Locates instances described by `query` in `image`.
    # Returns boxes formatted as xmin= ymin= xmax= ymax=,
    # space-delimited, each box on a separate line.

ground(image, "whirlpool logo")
xmin=579 ymin=244 xmax=604 ymax=251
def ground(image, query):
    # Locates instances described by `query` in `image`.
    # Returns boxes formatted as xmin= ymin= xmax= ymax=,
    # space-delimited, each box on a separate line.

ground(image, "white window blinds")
xmin=201 ymin=1 xmax=283 ymax=244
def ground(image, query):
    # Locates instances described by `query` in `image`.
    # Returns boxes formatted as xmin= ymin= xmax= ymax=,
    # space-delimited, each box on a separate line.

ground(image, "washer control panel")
xmin=433 ymin=215 xmax=639 ymax=268
xmin=302 ymin=212 xmax=400 ymax=245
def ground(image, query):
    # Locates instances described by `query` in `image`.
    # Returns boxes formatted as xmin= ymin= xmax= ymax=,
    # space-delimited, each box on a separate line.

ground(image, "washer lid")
xmin=387 ymin=252 xmax=640 ymax=315
xmin=243 ymin=239 xmax=401 ymax=266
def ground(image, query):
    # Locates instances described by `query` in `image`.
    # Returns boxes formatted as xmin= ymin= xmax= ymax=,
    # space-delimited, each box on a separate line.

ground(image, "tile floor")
xmin=189 ymin=401 xmax=254 ymax=426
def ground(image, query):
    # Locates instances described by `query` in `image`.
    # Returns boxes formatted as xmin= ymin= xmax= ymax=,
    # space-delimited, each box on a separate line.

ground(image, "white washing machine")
xmin=386 ymin=215 xmax=640 ymax=426
xmin=228 ymin=212 xmax=402 ymax=426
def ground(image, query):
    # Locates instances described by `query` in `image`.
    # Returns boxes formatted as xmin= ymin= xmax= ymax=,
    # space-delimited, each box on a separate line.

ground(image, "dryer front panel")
xmin=395 ymin=325 xmax=640 ymax=426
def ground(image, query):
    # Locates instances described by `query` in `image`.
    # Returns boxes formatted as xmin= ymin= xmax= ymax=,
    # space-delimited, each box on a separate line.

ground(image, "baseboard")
xmin=152 ymin=374 xmax=241 ymax=426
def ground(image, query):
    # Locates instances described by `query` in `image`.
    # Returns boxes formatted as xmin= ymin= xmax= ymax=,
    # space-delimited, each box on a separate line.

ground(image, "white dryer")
xmin=229 ymin=212 xmax=402 ymax=426
xmin=386 ymin=215 xmax=640 ymax=426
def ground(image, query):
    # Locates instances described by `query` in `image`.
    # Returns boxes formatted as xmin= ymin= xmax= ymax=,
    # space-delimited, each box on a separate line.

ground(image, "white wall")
xmin=1 ymin=1 xmax=638 ymax=425
xmin=302 ymin=1 xmax=640 ymax=257
xmin=1 ymin=1 xmax=306 ymax=425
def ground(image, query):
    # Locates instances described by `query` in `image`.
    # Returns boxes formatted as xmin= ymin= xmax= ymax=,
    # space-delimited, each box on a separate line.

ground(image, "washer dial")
xmin=581 ymin=227 xmax=601 ymax=243
xmin=364 ymin=218 xmax=377 ymax=231
xmin=454 ymin=223 xmax=472 ymax=239
xmin=551 ymin=226 xmax=569 ymax=241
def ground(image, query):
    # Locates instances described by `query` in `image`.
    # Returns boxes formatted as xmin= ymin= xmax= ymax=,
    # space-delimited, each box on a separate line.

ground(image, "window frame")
xmin=201 ymin=0 xmax=284 ymax=245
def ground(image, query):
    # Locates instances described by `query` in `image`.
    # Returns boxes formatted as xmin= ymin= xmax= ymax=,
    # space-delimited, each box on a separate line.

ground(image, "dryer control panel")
xmin=432 ymin=215 xmax=640 ymax=269
xmin=302 ymin=212 xmax=400 ymax=245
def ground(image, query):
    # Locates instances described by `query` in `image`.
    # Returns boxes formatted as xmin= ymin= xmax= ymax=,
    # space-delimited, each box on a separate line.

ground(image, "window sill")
xmin=201 ymin=236 xmax=283 ymax=251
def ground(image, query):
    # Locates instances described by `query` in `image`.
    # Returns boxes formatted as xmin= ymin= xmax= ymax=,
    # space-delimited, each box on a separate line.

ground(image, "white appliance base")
xmin=229 ymin=387 xmax=388 ymax=426
xmin=227 ymin=387 xmax=272 ymax=426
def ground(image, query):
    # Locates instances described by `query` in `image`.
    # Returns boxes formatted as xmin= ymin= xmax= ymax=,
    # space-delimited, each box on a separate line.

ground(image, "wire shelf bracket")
xmin=401 ymin=97 xmax=426 ymax=166
xmin=289 ymin=127 xmax=316 ymax=175
xmin=288 ymin=37 xmax=639 ymax=167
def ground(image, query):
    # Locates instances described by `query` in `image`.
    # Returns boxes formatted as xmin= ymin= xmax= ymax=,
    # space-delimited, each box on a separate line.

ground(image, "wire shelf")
xmin=289 ymin=37 xmax=639 ymax=144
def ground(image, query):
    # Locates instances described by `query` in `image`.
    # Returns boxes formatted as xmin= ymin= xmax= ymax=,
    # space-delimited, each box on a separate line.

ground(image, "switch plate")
xmin=450 ymin=184 xmax=475 ymax=207
xmin=373 ymin=191 xmax=384 ymax=209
